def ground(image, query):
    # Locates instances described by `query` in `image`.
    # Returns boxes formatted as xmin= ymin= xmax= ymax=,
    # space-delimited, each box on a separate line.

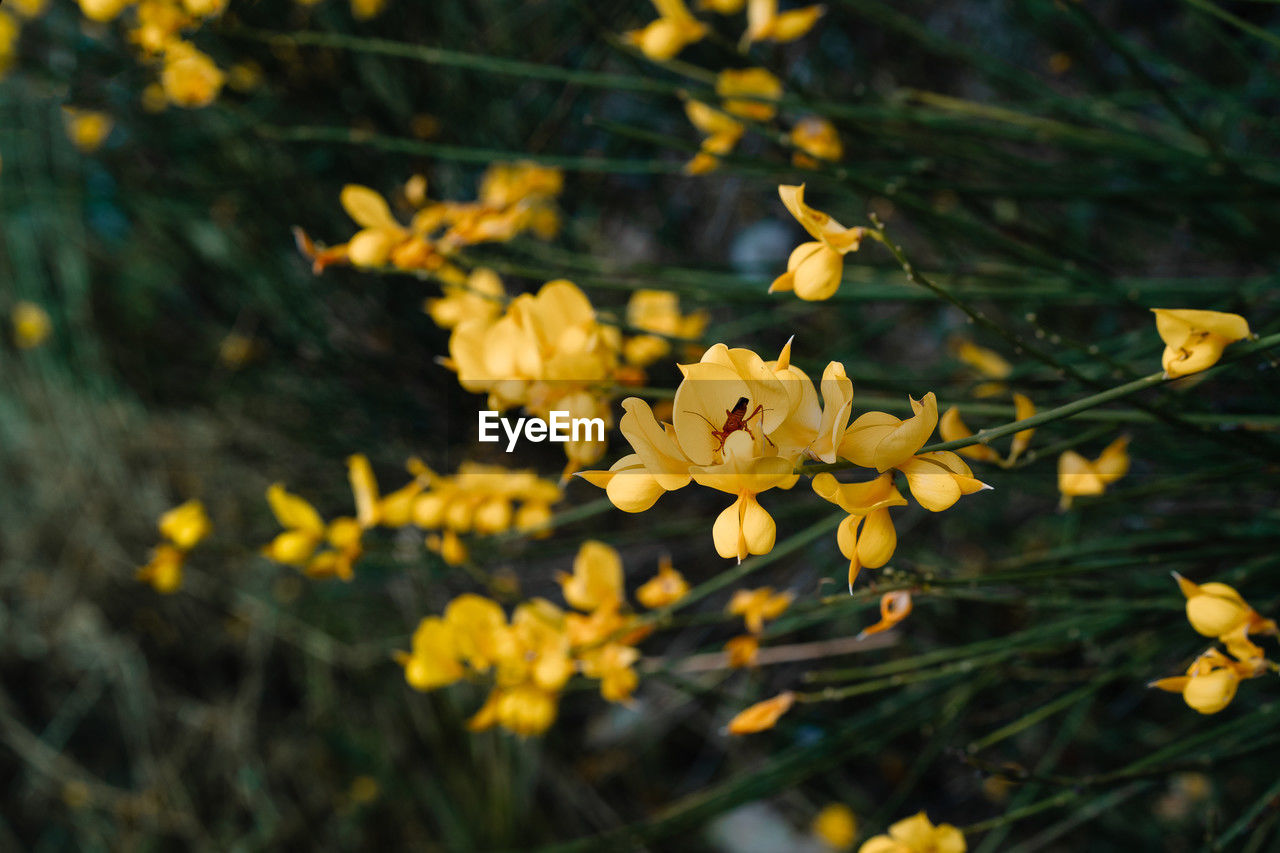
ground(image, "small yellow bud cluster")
xmin=297 ymin=164 xmax=563 ymax=276
xmin=262 ymin=456 xmax=564 ymax=579
xmin=397 ymin=542 xmax=689 ymax=736
xmin=136 ymin=500 xmax=212 ymax=593
xmin=724 ymin=586 xmax=792 ymax=667
xmin=623 ymin=0 xmax=823 ymax=63
xmin=1151 ymin=575 xmax=1278 ymax=714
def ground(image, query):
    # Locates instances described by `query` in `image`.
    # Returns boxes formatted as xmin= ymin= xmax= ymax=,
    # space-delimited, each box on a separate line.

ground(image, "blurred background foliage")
xmin=3 ymin=0 xmax=1280 ymax=849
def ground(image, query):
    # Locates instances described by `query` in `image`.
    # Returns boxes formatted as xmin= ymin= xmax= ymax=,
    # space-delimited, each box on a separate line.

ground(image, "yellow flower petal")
xmin=839 ymin=393 xmax=938 ymax=472
xmin=726 ymin=690 xmax=795 ymax=734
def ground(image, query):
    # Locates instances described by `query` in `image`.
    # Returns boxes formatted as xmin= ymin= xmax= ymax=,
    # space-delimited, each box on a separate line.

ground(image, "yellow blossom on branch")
xmin=743 ymin=0 xmax=825 ymax=47
xmin=857 ymin=811 xmax=965 ymax=853
xmin=812 ymin=804 xmax=858 ymax=851
xmin=1151 ymin=308 xmax=1250 ymax=378
xmin=727 ymin=586 xmax=793 ymax=634
xmin=790 ymin=116 xmax=843 ymax=168
xmin=771 ymin=185 xmax=867 ymax=301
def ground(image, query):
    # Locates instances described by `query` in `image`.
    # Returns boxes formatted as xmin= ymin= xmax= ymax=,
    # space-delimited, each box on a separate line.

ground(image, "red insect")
xmin=688 ymin=396 xmax=768 ymax=452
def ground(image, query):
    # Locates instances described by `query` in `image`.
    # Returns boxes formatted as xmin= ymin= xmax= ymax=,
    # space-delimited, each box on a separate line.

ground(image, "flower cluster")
xmin=76 ymin=0 xmax=227 ymax=109
xmin=683 ymin=73 xmax=842 ymax=175
xmin=263 ymin=455 xmax=564 ymax=578
xmin=297 ymin=164 xmax=563 ymax=276
xmin=397 ymin=542 xmax=688 ymax=735
xmin=136 ymin=500 xmax=212 ymax=593
xmin=580 ymin=340 xmax=989 ymax=597
xmin=624 ymin=0 xmax=823 ymax=61
xmin=1151 ymin=575 xmax=1278 ymax=714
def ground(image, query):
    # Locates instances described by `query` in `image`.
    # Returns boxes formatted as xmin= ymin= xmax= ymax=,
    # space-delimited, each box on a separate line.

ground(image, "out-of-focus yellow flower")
xmin=727 ymin=690 xmax=795 ymax=734
xmin=181 ymin=0 xmax=225 ymax=16
xmin=1008 ymin=393 xmax=1036 ymax=463
xmin=262 ymin=483 xmax=326 ymax=566
xmin=725 ymin=634 xmax=760 ymax=667
xmin=791 ymin=116 xmax=843 ymax=168
xmin=130 ymin=0 xmax=189 ymax=55
xmin=579 ymin=642 xmax=641 ymax=702
xmin=1057 ymin=435 xmax=1129 ymax=508
xmin=468 ymin=684 xmax=560 ymax=736
xmin=559 ymin=541 xmax=625 ymax=612
xmin=158 ymin=500 xmax=211 ymax=550
xmin=951 ymin=338 xmax=1011 ymax=380
xmin=63 ymin=108 xmax=113 ymax=152
xmin=137 ymin=544 xmax=185 ymax=594
xmin=636 ymin=556 xmax=690 ymax=608
xmin=939 ymin=408 xmax=1001 ymax=464
xmin=727 ymin=586 xmax=792 ymax=634
xmin=699 ymin=0 xmax=744 ymax=12
xmin=624 ymin=0 xmax=708 ymax=60
xmin=350 ymin=0 xmax=387 ymax=20
xmin=813 ymin=803 xmax=858 ymax=851
xmin=771 ymin=184 xmax=866 ymax=301
xmin=716 ymin=67 xmax=782 ymax=121
xmin=427 ymin=529 xmax=468 ymax=565
xmin=858 ymin=591 xmax=913 ymax=639
xmin=226 ymin=61 xmax=263 ymax=92
xmin=814 ymin=472 xmax=906 ymax=590
xmin=623 ymin=289 xmax=708 ymax=367
xmin=743 ymin=0 xmax=824 ymax=46
xmin=12 ymin=301 xmax=52 ymax=349
xmin=161 ymin=41 xmax=225 ymax=108
xmin=1151 ymin=308 xmax=1250 ymax=378
xmin=0 ymin=12 xmax=20 ymax=79
xmin=424 ymin=267 xmax=506 ymax=330
xmin=78 ymin=0 xmax=132 ymax=23
xmin=683 ymin=99 xmax=745 ymax=175
xmin=397 ymin=617 xmax=465 ymax=691
xmin=346 ymin=453 xmax=381 ymax=528
xmin=858 ymin=811 xmax=965 ymax=853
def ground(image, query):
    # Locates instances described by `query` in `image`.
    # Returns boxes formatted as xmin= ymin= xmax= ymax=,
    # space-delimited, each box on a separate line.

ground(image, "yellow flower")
xmin=624 ymin=0 xmax=708 ymax=60
xmin=345 ymin=453 xmax=382 ymax=527
xmin=743 ymin=0 xmax=824 ymax=46
xmin=136 ymin=544 xmax=185 ymax=594
xmin=813 ymin=804 xmax=858 ymax=851
xmin=623 ymin=289 xmax=708 ymax=367
xmin=791 ymin=116 xmax=843 ymax=168
xmin=897 ymin=452 xmax=989 ymax=513
xmin=726 ymin=690 xmax=795 ymax=734
xmin=1056 ymin=435 xmax=1129 ymax=508
xmin=725 ymin=634 xmax=760 ymax=667
xmin=444 ymin=594 xmax=507 ymax=671
xmin=727 ymin=586 xmax=793 ymax=634
xmin=858 ymin=811 xmax=965 ymax=853
xmin=426 ymin=529 xmax=468 ymax=565
xmin=559 ymin=541 xmax=625 ymax=612
xmin=839 ymin=393 xmax=938 ymax=472
xmin=1150 ymin=649 xmax=1251 ymax=715
xmin=425 ymin=267 xmax=506 ymax=329
xmin=1173 ymin=574 xmax=1277 ymax=644
xmin=468 ymin=684 xmax=560 ymax=736
xmin=130 ymin=0 xmax=190 ymax=55
xmin=9 ymin=0 xmax=49 ymax=18
xmin=0 ymin=12 xmax=17 ymax=79
xmin=813 ymin=472 xmax=907 ymax=590
xmin=858 ymin=591 xmax=913 ymax=639
xmin=716 ymin=68 xmax=783 ymax=122
xmin=699 ymin=0 xmax=744 ymax=12
xmin=12 ymin=301 xmax=52 ymax=349
xmin=1151 ymin=308 xmax=1250 ymax=378
xmin=160 ymin=41 xmax=225 ymax=108
xmin=636 ymin=556 xmax=690 ymax=609
xmin=1007 ymin=393 xmax=1036 ymax=463
xmin=771 ymin=185 xmax=867 ymax=301
xmin=77 ymin=0 xmax=131 ymax=22
xmin=158 ymin=499 xmax=211 ymax=550
xmin=950 ymin=338 xmax=1011 ymax=380
xmin=682 ymin=100 xmax=745 ymax=175
xmin=397 ymin=617 xmax=465 ymax=691
xmin=263 ymin=483 xmax=326 ymax=567
xmin=579 ymin=642 xmax=641 ymax=702
xmin=63 ymin=108 xmax=113 ymax=152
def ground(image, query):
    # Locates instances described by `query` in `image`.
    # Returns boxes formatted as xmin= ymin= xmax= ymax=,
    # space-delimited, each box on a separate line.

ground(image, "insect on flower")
xmin=687 ymin=396 xmax=770 ymax=453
